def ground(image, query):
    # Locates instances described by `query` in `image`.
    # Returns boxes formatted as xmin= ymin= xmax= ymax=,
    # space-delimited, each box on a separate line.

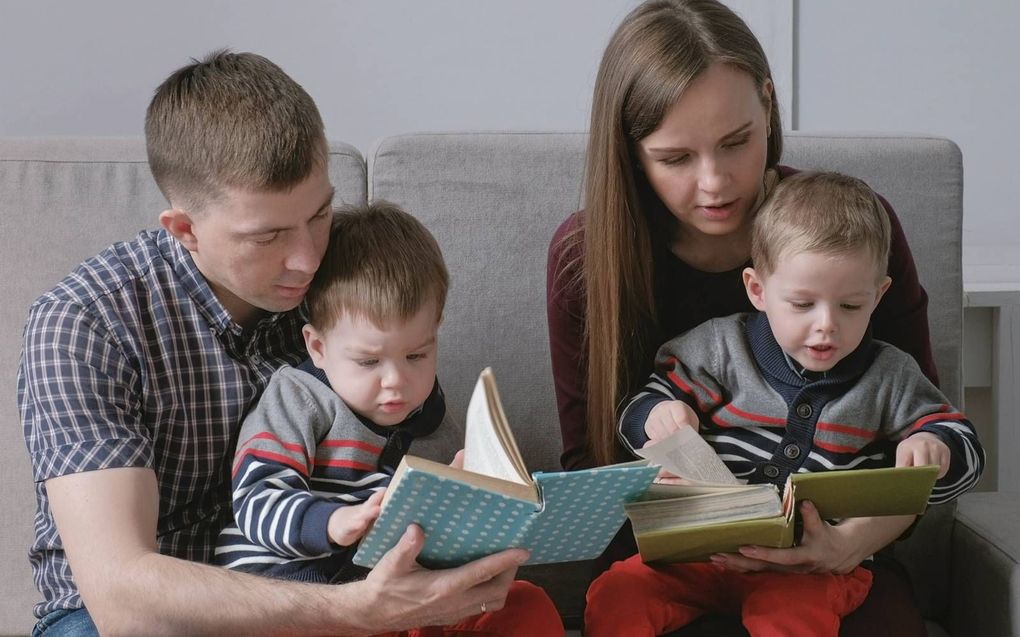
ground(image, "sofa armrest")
xmin=948 ymin=491 xmax=1020 ymax=636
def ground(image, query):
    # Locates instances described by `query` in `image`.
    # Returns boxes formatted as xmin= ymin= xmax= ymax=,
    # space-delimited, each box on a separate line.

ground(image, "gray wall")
xmin=0 ymin=0 xmax=1011 ymax=252
xmin=796 ymin=0 xmax=1020 ymax=249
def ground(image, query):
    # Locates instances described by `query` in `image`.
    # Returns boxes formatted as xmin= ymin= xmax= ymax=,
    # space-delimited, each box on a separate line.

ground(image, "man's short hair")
xmin=751 ymin=171 xmax=891 ymax=279
xmin=306 ymin=202 xmax=449 ymax=330
xmin=145 ymin=50 xmax=327 ymax=212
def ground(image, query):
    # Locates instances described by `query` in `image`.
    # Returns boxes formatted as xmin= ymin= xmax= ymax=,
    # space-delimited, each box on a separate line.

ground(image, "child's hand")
xmin=328 ymin=490 xmax=385 ymax=546
xmin=896 ymin=432 xmax=951 ymax=478
xmin=644 ymin=400 xmax=700 ymax=442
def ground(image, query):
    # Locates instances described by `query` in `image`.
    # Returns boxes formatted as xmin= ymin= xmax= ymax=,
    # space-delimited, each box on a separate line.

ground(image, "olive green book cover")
xmin=628 ymin=464 xmax=939 ymax=563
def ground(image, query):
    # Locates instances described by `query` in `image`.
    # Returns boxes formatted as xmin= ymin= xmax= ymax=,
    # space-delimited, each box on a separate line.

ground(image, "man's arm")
xmin=48 ymin=466 xmax=527 ymax=636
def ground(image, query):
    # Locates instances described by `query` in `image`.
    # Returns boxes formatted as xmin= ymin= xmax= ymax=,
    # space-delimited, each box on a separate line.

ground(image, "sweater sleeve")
xmin=618 ymin=321 xmax=726 ymax=455
xmin=870 ymin=195 xmax=939 ymax=386
xmin=879 ymin=350 xmax=985 ymax=505
xmin=547 ymin=214 xmax=596 ymax=470
xmin=231 ymin=369 xmax=356 ymax=558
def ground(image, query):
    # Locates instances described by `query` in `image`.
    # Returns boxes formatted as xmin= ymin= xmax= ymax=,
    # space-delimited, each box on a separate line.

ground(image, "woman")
xmin=546 ymin=1 xmax=934 ymax=634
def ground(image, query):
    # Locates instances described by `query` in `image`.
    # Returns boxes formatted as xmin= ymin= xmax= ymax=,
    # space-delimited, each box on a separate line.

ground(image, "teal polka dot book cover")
xmin=352 ymin=368 xmax=658 ymax=568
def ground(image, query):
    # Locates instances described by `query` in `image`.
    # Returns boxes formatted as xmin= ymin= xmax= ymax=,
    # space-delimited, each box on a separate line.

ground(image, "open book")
xmin=626 ymin=428 xmax=939 ymax=563
xmin=352 ymin=368 xmax=658 ymax=568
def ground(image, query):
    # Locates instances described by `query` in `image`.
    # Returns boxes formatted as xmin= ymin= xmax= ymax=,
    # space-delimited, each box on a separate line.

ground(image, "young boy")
xmin=215 ymin=202 xmax=563 ymax=635
xmin=584 ymin=172 xmax=984 ymax=637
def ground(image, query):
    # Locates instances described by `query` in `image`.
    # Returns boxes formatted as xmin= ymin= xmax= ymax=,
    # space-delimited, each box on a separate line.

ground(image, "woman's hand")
xmin=709 ymin=501 xmax=916 ymax=575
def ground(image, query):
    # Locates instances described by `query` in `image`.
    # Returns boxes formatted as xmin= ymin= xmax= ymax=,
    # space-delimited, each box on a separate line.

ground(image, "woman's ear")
xmin=159 ymin=208 xmax=199 ymax=252
xmin=761 ymin=78 xmax=774 ymax=136
xmin=743 ymin=267 xmax=768 ymax=311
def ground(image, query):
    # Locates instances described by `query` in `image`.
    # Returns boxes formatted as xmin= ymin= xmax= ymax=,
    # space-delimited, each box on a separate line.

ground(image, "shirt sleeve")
xmin=19 ymin=299 xmax=152 ymax=483
xmin=546 ymin=214 xmax=596 ymax=470
xmin=230 ymin=370 xmax=384 ymax=558
xmin=618 ymin=322 xmax=725 ymax=455
xmin=880 ymin=351 xmax=985 ymax=505
xmin=871 ymin=195 xmax=940 ymax=386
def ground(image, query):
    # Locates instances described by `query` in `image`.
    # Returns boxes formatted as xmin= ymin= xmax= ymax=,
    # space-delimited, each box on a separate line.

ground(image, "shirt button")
xmin=796 ymin=403 xmax=813 ymax=418
xmin=783 ymin=444 xmax=801 ymax=459
xmin=763 ymin=464 xmax=780 ymax=479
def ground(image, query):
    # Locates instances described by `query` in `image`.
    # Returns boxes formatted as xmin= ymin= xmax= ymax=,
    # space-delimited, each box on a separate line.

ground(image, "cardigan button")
xmin=763 ymin=464 xmax=780 ymax=479
xmin=796 ymin=403 xmax=813 ymax=418
xmin=783 ymin=444 xmax=801 ymax=459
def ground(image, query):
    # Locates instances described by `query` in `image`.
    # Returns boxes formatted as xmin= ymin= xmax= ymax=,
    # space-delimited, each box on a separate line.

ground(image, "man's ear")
xmin=159 ymin=208 xmax=199 ymax=252
xmin=303 ymin=324 xmax=326 ymax=369
xmin=743 ymin=267 xmax=768 ymax=311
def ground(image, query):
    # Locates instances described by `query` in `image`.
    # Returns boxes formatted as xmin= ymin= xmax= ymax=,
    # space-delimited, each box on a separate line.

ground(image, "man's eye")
xmin=407 ymin=353 xmax=427 ymax=361
xmin=356 ymin=359 xmax=379 ymax=368
xmin=251 ymin=233 xmax=279 ymax=246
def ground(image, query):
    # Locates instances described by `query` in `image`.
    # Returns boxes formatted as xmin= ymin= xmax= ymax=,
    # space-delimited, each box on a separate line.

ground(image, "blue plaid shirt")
xmin=18 ymin=229 xmax=307 ymax=618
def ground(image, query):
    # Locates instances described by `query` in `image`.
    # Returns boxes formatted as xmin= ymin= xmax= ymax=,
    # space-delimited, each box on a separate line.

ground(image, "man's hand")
xmin=327 ymin=490 xmax=385 ymax=546
xmin=896 ymin=432 xmax=951 ymax=478
xmin=644 ymin=400 xmax=699 ymax=442
xmin=708 ymin=501 xmax=915 ymax=575
xmin=348 ymin=524 xmax=529 ymax=631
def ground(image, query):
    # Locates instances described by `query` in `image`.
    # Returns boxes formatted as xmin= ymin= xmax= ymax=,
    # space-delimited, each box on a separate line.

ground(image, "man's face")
xmin=181 ymin=167 xmax=334 ymax=326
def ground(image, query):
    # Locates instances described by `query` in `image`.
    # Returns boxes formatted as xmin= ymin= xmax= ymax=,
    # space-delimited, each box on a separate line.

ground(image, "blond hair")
xmin=145 ymin=50 xmax=327 ymax=211
xmin=565 ymin=0 xmax=782 ymax=466
xmin=306 ymin=202 xmax=449 ymax=331
xmin=752 ymin=172 xmax=891 ymax=279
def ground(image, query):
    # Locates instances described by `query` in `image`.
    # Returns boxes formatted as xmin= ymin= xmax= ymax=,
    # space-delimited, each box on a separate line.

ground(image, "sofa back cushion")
xmin=0 ymin=137 xmax=366 ymax=634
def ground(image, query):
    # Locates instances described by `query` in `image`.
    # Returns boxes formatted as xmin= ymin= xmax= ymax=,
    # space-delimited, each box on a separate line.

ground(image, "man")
xmin=19 ymin=51 xmax=529 ymax=636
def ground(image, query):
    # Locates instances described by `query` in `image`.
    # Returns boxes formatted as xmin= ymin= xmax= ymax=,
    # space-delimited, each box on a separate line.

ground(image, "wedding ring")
xmin=480 ymin=602 xmax=487 ymax=614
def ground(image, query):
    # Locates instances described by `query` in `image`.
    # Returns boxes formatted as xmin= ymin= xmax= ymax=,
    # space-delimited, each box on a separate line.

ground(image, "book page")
xmin=463 ymin=369 xmax=531 ymax=485
xmin=634 ymin=427 xmax=740 ymax=485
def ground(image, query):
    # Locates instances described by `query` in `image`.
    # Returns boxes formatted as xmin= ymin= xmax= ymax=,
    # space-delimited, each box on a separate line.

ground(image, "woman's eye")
xmin=723 ymin=135 xmax=750 ymax=149
xmin=662 ymin=154 xmax=690 ymax=166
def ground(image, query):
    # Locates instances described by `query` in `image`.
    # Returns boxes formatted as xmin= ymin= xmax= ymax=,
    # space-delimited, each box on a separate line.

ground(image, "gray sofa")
xmin=1 ymin=133 xmax=1017 ymax=636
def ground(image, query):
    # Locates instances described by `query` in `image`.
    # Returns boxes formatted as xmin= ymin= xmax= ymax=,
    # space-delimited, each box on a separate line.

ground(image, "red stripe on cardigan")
xmin=666 ymin=370 xmax=720 ymax=413
xmin=910 ymin=408 xmax=965 ymax=432
xmin=317 ymin=439 xmax=384 ymax=454
xmin=232 ymin=448 xmax=309 ymax=479
xmin=722 ymin=403 xmax=787 ymax=426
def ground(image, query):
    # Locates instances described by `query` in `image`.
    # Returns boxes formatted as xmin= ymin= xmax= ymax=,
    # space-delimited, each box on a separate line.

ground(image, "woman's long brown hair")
xmin=563 ymin=0 xmax=783 ymax=466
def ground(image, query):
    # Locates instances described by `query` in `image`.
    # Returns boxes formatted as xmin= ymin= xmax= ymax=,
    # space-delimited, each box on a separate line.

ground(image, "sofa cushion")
xmin=0 ymin=137 xmax=366 ymax=633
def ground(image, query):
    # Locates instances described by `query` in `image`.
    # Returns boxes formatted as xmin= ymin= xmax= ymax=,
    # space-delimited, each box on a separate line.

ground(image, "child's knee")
xmin=504 ymin=580 xmax=563 ymax=634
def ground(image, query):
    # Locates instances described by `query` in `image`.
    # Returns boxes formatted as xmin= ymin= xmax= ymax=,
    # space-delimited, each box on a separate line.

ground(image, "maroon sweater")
xmin=546 ymin=166 xmax=938 ymax=473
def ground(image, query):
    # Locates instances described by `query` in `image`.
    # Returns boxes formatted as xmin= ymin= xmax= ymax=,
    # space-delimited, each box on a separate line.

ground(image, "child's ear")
xmin=303 ymin=324 xmax=327 ymax=368
xmin=876 ymin=275 xmax=893 ymax=302
xmin=743 ymin=267 xmax=768 ymax=311
xmin=159 ymin=208 xmax=199 ymax=252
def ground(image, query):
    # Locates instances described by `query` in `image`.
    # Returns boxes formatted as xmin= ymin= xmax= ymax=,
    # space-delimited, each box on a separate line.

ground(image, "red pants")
xmin=585 ymin=555 xmax=873 ymax=637
xmin=372 ymin=580 xmax=564 ymax=637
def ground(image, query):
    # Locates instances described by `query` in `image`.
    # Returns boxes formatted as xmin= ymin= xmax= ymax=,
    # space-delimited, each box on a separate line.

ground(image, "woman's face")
xmin=636 ymin=62 xmax=771 ymax=247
